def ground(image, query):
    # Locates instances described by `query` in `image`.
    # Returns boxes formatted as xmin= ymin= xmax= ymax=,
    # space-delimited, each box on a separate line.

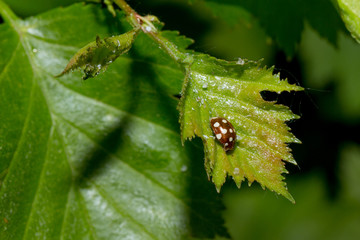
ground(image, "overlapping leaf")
xmin=179 ymin=54 xmax=303 ymax=202
xmin=198 ymin=0 xmax=345 ymax=56
xmin=336 ymin=0 xmax=360 ymax=43
xmin=0 ymin=2 xmax=227 ymax=239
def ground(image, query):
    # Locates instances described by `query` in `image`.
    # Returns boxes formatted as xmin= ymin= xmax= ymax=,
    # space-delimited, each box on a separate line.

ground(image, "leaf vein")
xmin=0 ymin=41 xmax=20 ymax=81
xmin=52 ymin=76 xmax=181 ymax=137
xmin=0 ymin=73 xmax=35 ymax=194
xmin=204 ymin=91 xmax=294 ymax=139
xmin=89 ymin=181 xmax=158 ymax=240
xmin=22 ymin=126 xmax=55 ymax=240
xmin=54 ymin=113 xmax=221 ymax=230
xmin=75 ymin=187 xmax=99 ymax=240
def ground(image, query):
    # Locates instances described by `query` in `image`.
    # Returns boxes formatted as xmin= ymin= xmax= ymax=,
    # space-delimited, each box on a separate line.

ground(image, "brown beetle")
xmin=210 ymin=117 xmax=236 ymax=151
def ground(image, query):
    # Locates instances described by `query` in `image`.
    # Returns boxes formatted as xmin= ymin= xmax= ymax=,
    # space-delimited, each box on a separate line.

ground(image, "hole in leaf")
xmin=261 ymin=90 xmax=303 ymax=117
xmin=260 ymin=90 xmax=278 ymax=102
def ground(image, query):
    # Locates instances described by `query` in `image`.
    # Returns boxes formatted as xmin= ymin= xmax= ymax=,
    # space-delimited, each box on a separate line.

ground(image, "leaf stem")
xmin=0 ymin=0 xmax=19 ymax=24
xmin=113 ymin=0 xmax=192 ymax=66
xmin=148 ymin=31 xmax=191 ymax=64
xmin=112 ymin=0 xmax=139 ymax=27
xmin=113 ymin=0 xmax=136 ymax=17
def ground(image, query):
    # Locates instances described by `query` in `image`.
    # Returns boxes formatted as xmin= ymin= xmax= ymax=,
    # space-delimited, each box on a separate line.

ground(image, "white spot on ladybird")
xmin=229 ymin=129 xmax=233 ymax=133
xmin=224 ymin=143 xmax=229 ymax=146
xmin=229 ymin=137 xmax=233 ymax=142
xmin=222 ymin=119 xmax=227 ymax=123
xmin=220 ymin=127 xmax=227 ymax=134
xmin=216 ymin=134 xmax=222 ymax=140
xmin=213 ymin=122 xmax=220 ymax=127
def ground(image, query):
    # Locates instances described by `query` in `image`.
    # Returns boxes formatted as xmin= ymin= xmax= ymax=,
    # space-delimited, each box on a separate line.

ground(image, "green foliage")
xmin=0 ymin=3 xmax=227 ymax=239
xmin=48 ymin=0 xmax=302 ymax=202
xmin=336 ymin=0 xmax=360 ymax=43
xmin=178 ymin=54 xmax=302 ymax=202
xmin=5 ymin=0 xmax=359 ymax=239
xmin=199 ymin=0 xmax=345 ymax=56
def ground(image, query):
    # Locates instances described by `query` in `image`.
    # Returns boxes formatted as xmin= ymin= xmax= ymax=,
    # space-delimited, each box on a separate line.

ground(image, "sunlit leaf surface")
xmin=179 ymin=54 xmax=302 ymax=202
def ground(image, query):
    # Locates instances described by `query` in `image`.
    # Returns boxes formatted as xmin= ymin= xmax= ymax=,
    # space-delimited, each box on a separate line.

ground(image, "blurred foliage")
xmin=300 ymin=26 xmax=360 ymax=122
xmin=1 ymin=0 xmax=360 ymax=239
xmin=223 ymin=143 xmax=360 ymax=240
xmin=197 ymin=0 xmax=346 ymax=56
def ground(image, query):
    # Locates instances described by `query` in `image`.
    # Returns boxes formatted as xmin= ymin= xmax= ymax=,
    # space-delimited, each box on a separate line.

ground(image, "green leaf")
xmin=336 ymin=0 xmax=360 ymax=43
xmin=178 ymin=54 xmax=302 ymax=203
xmin=198 ymin=0 xmax=345 ymax=56
xmin=0 ymin=2 xmax=227 ymax=239
xmin=57 ymin=29 xmax=139 ymax=80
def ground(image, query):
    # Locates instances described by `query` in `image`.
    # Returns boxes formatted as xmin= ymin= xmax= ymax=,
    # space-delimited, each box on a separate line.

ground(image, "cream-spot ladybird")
xmin=210 ymin=117 xmax=236 ymax=151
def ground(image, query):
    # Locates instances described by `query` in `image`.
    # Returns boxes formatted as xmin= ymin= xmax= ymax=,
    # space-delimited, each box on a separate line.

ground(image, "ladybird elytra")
xmin=210 ymin=117 xmax=236 ymax=151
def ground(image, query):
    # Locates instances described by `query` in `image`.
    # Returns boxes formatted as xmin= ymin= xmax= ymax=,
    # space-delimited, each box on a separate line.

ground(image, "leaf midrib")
xmin=0 ymin=41 xmax=20 ymax=81
xmin=22 ymin=126 xmax=55 ymax=240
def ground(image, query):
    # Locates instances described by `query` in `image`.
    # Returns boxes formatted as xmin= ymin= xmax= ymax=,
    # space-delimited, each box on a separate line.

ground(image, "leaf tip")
xmin=286 ymin=193 xmax=296 ymax=204
xmin=54 ymin=72 xmax=65 ymax=78
xmin=215 ymin=185 xmax=221 ymax=193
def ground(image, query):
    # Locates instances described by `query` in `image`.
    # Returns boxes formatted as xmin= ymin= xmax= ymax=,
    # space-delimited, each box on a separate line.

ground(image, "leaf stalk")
xmin=0 ymin=0 xmax=19 ymax=24
xmin=113 ymin=0 xmax=192 ymax=66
